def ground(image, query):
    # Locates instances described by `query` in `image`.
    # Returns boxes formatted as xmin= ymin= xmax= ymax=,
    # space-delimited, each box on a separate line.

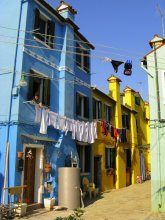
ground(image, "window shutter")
xmin=34 ymin=8 xmax=40 ymax=37
xmin=47 ymin=20 xmax=55 ymax=48
xmin=98 ymin=101 xmax=102 ymax=119
xmin=76 ymin=93 xmax=81 ymax=116
xmin=84 ymin=50 xmax=90 ymax=73
xmin=105 ymin=148 xmax=108 ymax=168
xmin=126 ymin=115 xmax=130 ymax=129
xmin=84 ymin=96 xmax=89 ymax=118
xmin=27 ymin=70 xmax=35 ymax=101
xmin=93 ymin=99 xmax=96 ymax=119
xmin=76 ymin=43 xmax=81 ymax=67
xmin=111 ymin=149 xmax=116 ymax=169
xmin=85 ymin=146 xmax=90 ymax=172
xmin=43 ymin=79 xmax=50 ymax=106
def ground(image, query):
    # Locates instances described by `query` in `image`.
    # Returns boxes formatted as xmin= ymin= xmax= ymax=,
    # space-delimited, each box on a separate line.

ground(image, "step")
xmin=26 ymin=203 xmax=42 ymax=212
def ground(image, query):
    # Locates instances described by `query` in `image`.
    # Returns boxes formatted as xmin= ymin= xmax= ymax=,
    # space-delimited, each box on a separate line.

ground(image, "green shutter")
xmin=47 ymin=20 xmax=55 ymax=48
xmin=27 ymin=70 xmax=35 ymax=101
xmin=34 ymin=8 xmax=40 ymax=38
xmin=76 ymin=93 xmax=81 ymax=116
xmin=84 ymin=96 xmax=89 ymax=118
xmin=43 ymin=79 xmax=50 ymax=106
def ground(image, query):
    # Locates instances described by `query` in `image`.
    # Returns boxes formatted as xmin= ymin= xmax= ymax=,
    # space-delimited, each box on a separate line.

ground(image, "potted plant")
xmin=17 ymin=152 xmax=24 ymax=159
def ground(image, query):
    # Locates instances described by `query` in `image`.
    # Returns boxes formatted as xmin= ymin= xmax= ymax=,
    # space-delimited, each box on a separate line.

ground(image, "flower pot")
xmin=17 ymin=152 xmax=24 ymax=159
xmin=44 ymin=198 xmax=55 ymax=210
xmin=44 ymin=163 xmax=52 ymax=173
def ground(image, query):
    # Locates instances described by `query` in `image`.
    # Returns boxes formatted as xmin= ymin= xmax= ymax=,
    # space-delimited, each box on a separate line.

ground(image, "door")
xmin=94 ymin=156 xmax=102 ymax=191
xmin=23 ymin=147 xmax=36 ymax=204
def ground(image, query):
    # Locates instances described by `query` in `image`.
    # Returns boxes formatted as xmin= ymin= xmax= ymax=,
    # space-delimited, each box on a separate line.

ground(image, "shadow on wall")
xmin=0 ymin=152 xmax=4 ymax=202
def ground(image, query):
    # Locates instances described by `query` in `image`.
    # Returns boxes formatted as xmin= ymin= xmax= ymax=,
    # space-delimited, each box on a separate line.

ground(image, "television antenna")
xmin=137 ymin=81 xmax=143 ymax=96
xmin=156 ymin=4 xmax=165 ymax=38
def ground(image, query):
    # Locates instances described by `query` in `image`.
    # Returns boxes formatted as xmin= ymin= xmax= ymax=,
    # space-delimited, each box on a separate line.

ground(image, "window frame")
xmin=122 ymin=113 xmax=130 ymax=130
xmin=93 ymin=98 xmax=102 ymax=120
xmin=105 ymin=147 xmax=116 ymax=169
xmin=27 ymin=70 xmax=50 ymax=106
xmin=76 ymin=92 xmax=89 ymax=119
xmin=34 ymin=8 xmax=55 ymax=48
xmin=76 ymin=43 xmax=90 ymax=73
xmin=104 ymin=103 xmax=112 ymax=122
xmin=77 ymin=144 xmax=90 ymax=173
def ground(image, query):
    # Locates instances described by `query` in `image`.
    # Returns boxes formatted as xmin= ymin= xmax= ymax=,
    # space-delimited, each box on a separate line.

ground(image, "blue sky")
xmin=47 ymin=0 xmax=165 ymax=101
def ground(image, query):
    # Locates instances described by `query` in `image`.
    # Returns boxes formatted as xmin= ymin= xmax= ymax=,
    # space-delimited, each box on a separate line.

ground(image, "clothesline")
xmin=34 ymin=105 xmax=97 ymax=144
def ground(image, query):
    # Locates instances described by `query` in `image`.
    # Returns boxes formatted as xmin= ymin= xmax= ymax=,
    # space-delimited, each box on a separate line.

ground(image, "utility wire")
xmin=1 ymin=25 xmax=165 ymax=62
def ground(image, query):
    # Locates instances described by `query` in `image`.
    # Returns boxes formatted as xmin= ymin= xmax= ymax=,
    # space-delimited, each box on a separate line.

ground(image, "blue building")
xmin=0 ymin=0 xmax=94 ymax=205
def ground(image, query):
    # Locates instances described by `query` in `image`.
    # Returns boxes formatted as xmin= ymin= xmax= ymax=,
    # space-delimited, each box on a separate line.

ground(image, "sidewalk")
xmin=19 ymin=181 xmax=165 ymax=220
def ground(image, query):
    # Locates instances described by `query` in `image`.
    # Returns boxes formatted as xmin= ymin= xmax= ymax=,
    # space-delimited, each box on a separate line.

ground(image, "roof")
xmin=91 ymin=86 xmax=116 ymax=103
xmin=21 ymin=134 xmax=58 ymax=143
xmin=36 ymin=0 xmax=94 ymax=49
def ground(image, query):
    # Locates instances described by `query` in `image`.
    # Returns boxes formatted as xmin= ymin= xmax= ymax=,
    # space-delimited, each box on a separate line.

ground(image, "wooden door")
xmin=23 ymin=147 xmax=36 ymax=204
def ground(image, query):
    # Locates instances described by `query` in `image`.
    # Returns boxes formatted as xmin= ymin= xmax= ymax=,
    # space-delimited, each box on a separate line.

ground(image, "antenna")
xmin=137 ymin=81 xmax=143 ymax=96
xmin=156 ymin=4 xmax=165 ymax=38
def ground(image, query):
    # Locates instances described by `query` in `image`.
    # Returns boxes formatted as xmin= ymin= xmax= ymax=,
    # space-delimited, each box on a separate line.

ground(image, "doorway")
xmin=94 ymin=156 xmax=102 ymax=191
xmin=23 ymin=147 xmax=36 ymax=204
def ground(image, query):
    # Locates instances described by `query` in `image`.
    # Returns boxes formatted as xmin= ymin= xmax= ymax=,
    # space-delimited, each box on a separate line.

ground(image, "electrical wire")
xmin=1 ymin=25 xmax=165 ymax=63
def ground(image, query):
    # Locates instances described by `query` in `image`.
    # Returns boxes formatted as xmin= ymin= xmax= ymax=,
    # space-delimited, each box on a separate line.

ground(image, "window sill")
xmin=77 ymin=65 xmax=89 ymax=74
xmin=34 ymin=36 xmax=52 ymax=49
xmin=76 ymin=115 xmax=89 ymax=121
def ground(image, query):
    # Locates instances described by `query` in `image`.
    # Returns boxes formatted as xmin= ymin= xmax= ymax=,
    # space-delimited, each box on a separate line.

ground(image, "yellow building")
xmin=92 ymin=75 xmax=150 ymax=192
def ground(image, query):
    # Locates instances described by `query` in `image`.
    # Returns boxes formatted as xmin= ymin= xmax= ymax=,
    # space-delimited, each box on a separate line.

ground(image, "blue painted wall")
xmin=0 ymin=0 xmax=93 ymax=203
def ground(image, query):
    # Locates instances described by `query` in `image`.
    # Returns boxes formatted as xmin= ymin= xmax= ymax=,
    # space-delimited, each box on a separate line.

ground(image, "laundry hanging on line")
xmin=35 ymin=105 xmax=98 ymax=144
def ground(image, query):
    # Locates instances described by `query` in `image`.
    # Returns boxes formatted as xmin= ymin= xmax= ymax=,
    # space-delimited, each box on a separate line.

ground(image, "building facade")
xmin=0 ymin=0 xmax=94 ymax=205
xmin=92 ymin=75 xmax=150 ymax=192
xmin=142 ymin=35 xmax=165 ymax=212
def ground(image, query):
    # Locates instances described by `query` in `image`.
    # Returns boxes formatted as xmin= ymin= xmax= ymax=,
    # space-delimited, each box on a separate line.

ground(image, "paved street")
xmin=19 ymin=180 xmax=165 ymax=220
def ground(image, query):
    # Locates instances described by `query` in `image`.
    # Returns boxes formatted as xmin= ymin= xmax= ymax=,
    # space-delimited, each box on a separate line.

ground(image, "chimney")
xmin=56 ymin=1 xmax=77 ymax=21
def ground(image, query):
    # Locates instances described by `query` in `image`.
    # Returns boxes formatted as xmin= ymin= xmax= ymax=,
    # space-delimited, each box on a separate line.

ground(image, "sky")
xmin=47 ymin=0 xmax=165 ymax=101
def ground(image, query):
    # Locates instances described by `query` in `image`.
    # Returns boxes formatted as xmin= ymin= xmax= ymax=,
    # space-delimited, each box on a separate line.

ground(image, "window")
xmin=28 ymin=70 xmax=50 ymax=106
xmin=76 ymin=93 xmax=89 ymax=118
xmin=77 ymin=144 xmax=90 ymax=173
xmin=104 ymin=104 xmax=112 ymax=122
xmin=93 ymin=99 xmax=102 ymax=119
xmin=34 ymin=8 xmax=55 ymax=48
xmin=122 ymin=114 xmax=130 ymax=129
xmin=125 ymin=149 xmax=131 ymax=168
xmin=135 ymin=96 xmax=140 ymax=106
xmin=105 ymin=148 xmax=116 ymax=169
xmin=76 ymin=43 xmax=90 ymax=72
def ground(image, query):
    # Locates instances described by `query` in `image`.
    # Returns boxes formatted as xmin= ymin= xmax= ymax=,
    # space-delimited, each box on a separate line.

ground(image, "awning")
xmin=21 ymin=134 xmax=58 ymax=143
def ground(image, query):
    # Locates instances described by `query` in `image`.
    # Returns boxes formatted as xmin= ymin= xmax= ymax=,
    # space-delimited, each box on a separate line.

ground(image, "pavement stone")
xmin=16 ymin=181 xmax=165 ymax=220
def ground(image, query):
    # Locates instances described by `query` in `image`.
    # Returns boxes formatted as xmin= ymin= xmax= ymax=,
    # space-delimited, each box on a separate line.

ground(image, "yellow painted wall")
xmin=92 ymin=75 xmax=150 ymax=192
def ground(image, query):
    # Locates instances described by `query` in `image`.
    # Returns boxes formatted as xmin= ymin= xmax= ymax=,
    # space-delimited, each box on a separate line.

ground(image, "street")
xmin=18 ymin=180 xmax=165 ymax=220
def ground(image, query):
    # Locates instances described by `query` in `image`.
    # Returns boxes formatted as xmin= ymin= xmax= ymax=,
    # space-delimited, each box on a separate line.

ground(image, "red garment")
xmin=100 ymin=121 xmax=108 ymax=136
xmin=113 ymin=128 xmax=118 ymax=139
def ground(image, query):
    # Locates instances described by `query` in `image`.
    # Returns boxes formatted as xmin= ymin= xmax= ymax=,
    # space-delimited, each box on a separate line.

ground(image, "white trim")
xmin=22 ymin=144 xmax=44 ymax=204
xmin=31 ymin=68 xmax=49 ymax=78
xmin=34 ymin=36 xmax=51 ymax=49
xmin=161 ymin=70 xmax=165 ymax=104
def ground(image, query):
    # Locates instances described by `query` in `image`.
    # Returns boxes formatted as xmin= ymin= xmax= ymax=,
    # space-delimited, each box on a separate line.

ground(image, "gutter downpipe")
xmin=2 ymin=0 xmax=24 ymax=204
xmin=153 ymin=43 xmax=162 ymax=209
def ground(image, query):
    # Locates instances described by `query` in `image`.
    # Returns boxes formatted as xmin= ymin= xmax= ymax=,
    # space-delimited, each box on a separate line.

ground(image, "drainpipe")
xmin=153 ymin=42 xmax=162 ymax=209
xmin=2 ymin=0 xmax=24 ymax=204
xmin=153 ymin=43 xmax=161 ymax=122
